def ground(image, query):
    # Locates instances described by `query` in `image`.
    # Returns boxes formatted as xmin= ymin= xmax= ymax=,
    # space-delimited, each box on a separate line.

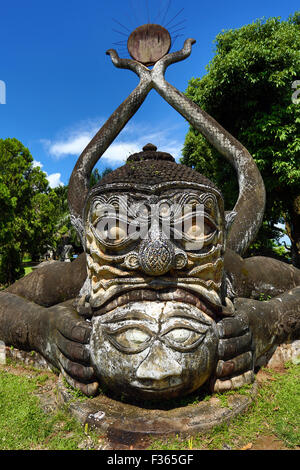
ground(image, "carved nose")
xmin=136 ymin=341 xmax=182 ymax=380
xmin=139 ymin=239 xmax=175 ymax=276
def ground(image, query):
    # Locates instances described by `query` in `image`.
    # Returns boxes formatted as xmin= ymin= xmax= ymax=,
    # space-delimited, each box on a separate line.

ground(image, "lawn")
xmin=0 ymin=360 xmax=299 ymax=450
xmin=0 ymin=361 xmax=100 ymax=450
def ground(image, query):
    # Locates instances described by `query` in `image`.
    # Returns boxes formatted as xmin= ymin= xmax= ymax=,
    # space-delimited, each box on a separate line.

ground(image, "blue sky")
xmin=0 ymin=0 xmax=298 ymax=188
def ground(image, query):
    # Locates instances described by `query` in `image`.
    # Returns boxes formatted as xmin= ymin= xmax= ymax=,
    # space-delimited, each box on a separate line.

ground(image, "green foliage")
xmin=89 ymin=167 xmax=112 ymax=188
xmin=51 ymin=167 xmax=113 ymax=258
xmin=52 ymin=184 xmax=82 ymax=257
xmin=0 ymin=138 xmax=58 ymax=284
xmin=62 ymin=376 xmax=89 ymax=401
xmin=258 ymin=293 xmax=272 ymax=301
xmin=182 ymin=14 xmax=300 ymax=264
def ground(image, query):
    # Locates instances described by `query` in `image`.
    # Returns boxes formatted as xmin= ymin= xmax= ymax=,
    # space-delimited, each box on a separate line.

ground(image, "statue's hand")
xmin=46 ymin=305 xmax=99 ymax=397
xmin=212 ymin=316 xmax=254 ymax=393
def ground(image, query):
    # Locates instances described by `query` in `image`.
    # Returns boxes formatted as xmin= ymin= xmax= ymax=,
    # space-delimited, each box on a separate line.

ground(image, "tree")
xmin=49 ymin=168 xmax=113 ymax=260
xmin=182 ymin=13 xmax=300 ymax=266
xmin=0 ymin=138 xmax=58 ymax=284
xmin=52 ymin=184 xmax=83 ymax=258
xmin=89 ymin=167 xmax=112 ymax=188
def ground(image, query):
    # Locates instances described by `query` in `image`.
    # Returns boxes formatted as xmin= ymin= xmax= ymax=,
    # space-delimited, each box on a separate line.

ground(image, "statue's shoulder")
xmin=6 ymin=254 xmax=86 ymax=307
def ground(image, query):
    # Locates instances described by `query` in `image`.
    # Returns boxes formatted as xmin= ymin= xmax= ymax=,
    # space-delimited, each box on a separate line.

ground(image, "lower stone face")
xmin=89 ymin=301 xmax=218 ymax=401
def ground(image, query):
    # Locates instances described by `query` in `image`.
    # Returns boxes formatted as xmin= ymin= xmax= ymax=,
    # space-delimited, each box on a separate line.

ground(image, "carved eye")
xmin=163 ymin=328 xmax=204 ymax=351
xmin=107 ymin=327 xmax=152 ymax=353
xmin=107 ymin=224 xmax=126 ymax=241
xmin=185 ymin=223 xmax=203 ymax=240
xmin=95 ymin=218 xmax=128 ymax=244
xmin=180 ymin=214 xmax=217 ymax=251
xmin=159 ymin=203 xmax=171 ymax=218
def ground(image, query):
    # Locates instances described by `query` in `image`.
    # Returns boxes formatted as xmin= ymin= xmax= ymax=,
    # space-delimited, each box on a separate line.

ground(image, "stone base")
xmin=56 ymin=375 xmax=258 ymax=438
xmin=4 ymin=346 xmax=52 ymax=371
xmin=266 ymin=340 xmax=300 ymax=369
xmin=255 ymin=339 xmax=300 ymax=369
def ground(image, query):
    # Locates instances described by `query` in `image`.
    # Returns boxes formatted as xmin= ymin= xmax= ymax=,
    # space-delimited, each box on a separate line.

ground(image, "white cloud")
xmin=32 ymin=159 xmax=64 ymax=188
xmin=49 ymin=134 xmax=92 ymax=158
xmin=43 ymin=118 xmax=102 ymax=159
xmin=43 ymin=119 xmax=184 ymax=165
xmin=32 ymin=160 xmax=43 ymax=168
xmin=102 ymin=142 xmax=140 ymax=163
xmin=47 ymin=173 xmax=64 ymax=188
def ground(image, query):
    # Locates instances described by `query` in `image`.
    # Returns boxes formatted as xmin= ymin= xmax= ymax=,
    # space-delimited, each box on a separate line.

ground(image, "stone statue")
xmin=0 ymin=25 xmax=299 ymax=401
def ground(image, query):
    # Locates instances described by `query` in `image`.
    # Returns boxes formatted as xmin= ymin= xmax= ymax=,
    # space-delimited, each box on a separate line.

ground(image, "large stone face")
xmin=90 ymin=301 xmax=218 ymax=401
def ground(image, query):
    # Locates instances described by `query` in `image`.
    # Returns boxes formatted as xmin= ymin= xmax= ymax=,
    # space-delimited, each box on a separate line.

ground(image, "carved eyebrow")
xmin=102 ymin=322 xmax=157 ymax=335
xmin=161 ymin=312 xmax=213 ymax=326
xmin=101 ymin=310 xmax=158 ymax=324
xmin=100 ymin=318 xmax=159 ymax=336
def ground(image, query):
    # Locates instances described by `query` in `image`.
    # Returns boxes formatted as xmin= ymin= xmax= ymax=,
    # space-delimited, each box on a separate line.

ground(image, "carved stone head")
xmin=77 ymin=144 xmax=232 ymax=400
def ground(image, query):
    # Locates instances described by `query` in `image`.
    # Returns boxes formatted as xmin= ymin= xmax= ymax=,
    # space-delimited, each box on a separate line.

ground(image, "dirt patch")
xmin=251 ymin=434 xmax=289 ymax=450
xmin=106 ymin=429 xmax=151 ymax=450
xmin=256 ymin=368 xmax=282 ymax=384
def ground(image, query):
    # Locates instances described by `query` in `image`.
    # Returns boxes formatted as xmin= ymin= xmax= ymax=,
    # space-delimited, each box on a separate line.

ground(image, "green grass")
xmin=0 ymin=369 xmax=97 ymax=450
xmin=24 ymin=266 xmax=33 ymax=276
xmin=22 ymin=255 xmax=34 ymax=276
xmin=0 ymin=362 xmax=299 ymax=450
xmin=148 ymin=363 xmax=300 ymax=450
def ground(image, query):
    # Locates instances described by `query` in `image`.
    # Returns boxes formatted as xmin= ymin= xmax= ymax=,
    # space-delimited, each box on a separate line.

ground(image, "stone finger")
xmin=55 ymin=330 xmax=90 ymax=365
xmin=217 ymin=316 xmax=248 ymax=339
xmin=218 ymin=332 xmax=252 ymax=360
xmin=56 ymin=309 xmax=92 ymax=344
xmin=60 ymin=370 xmax=99 ymax=397
xmin=213 ymin=370 xmax=255 ymax=393
xmin=55 ymin=345 xmax=95 ymax=382
xmin=216 ymin=351 xmax=253 ymax=378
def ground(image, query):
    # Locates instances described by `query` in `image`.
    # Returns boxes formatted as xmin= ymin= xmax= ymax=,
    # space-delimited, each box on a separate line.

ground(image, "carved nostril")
xmin=139 ymin=239 xmax=175 ymax=276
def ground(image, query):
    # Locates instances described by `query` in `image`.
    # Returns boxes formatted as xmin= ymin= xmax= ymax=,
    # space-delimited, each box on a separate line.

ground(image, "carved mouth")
xmin=92 ymin=287 xmax=220 ymax=320
xmin=130 ymin=378 xmax=183 ymax=392
xmin=133 ymin=384 xmax=183 ymax=392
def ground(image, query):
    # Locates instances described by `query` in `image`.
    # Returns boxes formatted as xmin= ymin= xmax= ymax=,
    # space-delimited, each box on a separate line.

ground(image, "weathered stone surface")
xmin=0 ymin=31 xmax=299 ymax=407
xmin=4 ymin=248 xmax=298 ymax=312
xmin=266 ymin=340 xmax=300 ymax=369
xmin=5 ymin=346 xmax=52 ymax=370
xmin=127 ymin=24 xmax=171 ymax=66
xmin=224 ymin=249 xmax=300 ymax=299
xmin=90 ymin=301 xmax=218 ymax=401
xmin=56 ymin=374 xmax=258 ymax=437
xmin=6 ymin=254 xmax=87 ymax=307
